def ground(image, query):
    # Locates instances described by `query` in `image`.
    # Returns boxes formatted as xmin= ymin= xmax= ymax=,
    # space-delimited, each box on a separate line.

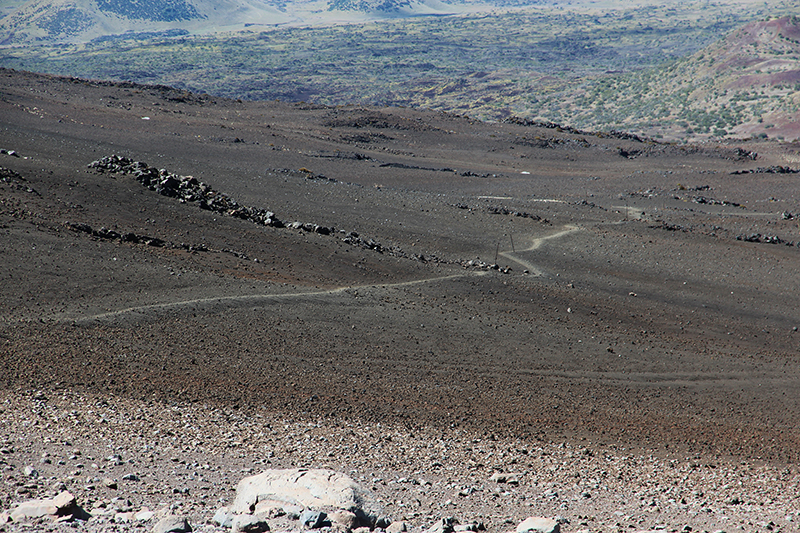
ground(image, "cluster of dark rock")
xmin=88 ymin=155 xmax=284 ymax=228
xmin=452 ymin=202 xmax=547 ymax=222
xmin=617 ymin=148 xmax=641 ymax=159
xmin=732 ymin=148 xmax=758 ymax=161
xmin=686 ymin=195 xmax=742 ymax=208
xmin=379 ymin=162 xmax=456 ymax=173
xmin=649 ymin=221 xmax=690 ymax=232
xmin=310 ymin=151 xmax=372 ymax=161
xmin=458 ymin=171 xmax=497 ymax=178
xmin=87 ymin=155 xmax=517 ymax=273
xmin=67 ymin=221 xmax=167 ymax=247
xmin=1 ymin=165 xmax=39 ymax=196
xmin=486 ymin=205 xmax=545 ymax=222
xmin=65 ymin=221 xmax=262 ymax=259
xmin=505 ymin=116 xmax=652 ymax=144
xmin=731 ymin=166 xmax=799 ymax=175
xmin=515 ymin=136 xmax=591 ymax=150
xmin=736 ymin=233 xmax=798 ymax=247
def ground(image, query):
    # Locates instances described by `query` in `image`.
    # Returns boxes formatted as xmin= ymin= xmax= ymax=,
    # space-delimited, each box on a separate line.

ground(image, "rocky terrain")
xmin=2 ymin=68 xmax=800 ymax=531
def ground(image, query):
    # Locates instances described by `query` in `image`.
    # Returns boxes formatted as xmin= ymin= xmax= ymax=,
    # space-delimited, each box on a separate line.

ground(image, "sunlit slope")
xmin=0 ymin=0 xmax=460 ymax=44
xmin=535 ymin=16 xmax=800 ymax=142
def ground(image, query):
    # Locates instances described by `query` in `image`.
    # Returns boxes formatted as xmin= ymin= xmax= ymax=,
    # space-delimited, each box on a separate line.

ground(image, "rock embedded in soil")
xmin=232 ymin=513 xmax=271 ymax=533
xmin=230 ymin=468 xmax=381 ymax=526
xmin=515 ymin=517 xmax=560 ymax=533
xmin=151 ymin=515 xmax=192 ymax=533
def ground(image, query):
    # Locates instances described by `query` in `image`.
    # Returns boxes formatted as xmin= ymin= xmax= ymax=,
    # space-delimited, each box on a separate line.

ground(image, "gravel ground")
xmin=1 ymin=388 xmax=799 ymax=533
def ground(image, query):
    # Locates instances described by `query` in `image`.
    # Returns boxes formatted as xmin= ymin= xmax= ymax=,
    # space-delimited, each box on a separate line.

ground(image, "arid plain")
xmin=2 ymin=69 xmax=800 ymax=531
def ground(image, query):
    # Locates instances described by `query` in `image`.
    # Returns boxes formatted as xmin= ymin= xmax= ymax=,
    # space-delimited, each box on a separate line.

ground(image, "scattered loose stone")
xmin=233 ymin=514 xmax=271 ymax=533
xmin=330 ymin=509 xmax=359 ymax=529
xmin=300 ymin=509 xmax=327 ymax=529
xmin=212 ymin=507 xmax=233 ymax=528
xmin=152 ymin=515 xmax=192 ymax=533
xmin=426 ymin=517 xmax=457 ymax=533
xmin=489 ymin=472 xmax=520 ymax=484
xmin=8 ymin=490 xmax=85 ymax=522
xmin=387 ymin=521 xmax=408 ymax=533
xmin=136 ymin=508 xmax=156 ymax=522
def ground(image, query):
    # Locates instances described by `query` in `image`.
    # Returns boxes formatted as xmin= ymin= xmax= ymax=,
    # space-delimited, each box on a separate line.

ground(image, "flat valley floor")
xmin=2 ymin=69 xmax=800 ymax=531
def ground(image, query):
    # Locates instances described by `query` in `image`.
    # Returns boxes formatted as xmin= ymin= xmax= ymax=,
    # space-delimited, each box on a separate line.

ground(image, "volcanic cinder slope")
xmin=2 ymin=68 xmax=800 ymax=529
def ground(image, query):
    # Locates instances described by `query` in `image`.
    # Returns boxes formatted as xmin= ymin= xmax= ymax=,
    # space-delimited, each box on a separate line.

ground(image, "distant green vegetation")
xmin=95 ymin=0 xmax=203 ymax=21
xmin=0 ymin=0 xmax=796 ymax=139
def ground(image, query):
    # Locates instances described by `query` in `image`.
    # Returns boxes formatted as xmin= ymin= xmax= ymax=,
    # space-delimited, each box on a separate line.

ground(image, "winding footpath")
xmin=61 ymin=225 xmax=582 ymax=324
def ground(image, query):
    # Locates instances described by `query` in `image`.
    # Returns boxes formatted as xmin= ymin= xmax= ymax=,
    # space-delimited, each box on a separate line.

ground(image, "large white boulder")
xmin=230 ymin=469 xmax=380 ymax=526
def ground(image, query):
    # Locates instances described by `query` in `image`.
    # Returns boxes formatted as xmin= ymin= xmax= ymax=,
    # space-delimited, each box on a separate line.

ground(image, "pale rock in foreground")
xmin=386 ymin=520 xmax=408 ymax=533
xmin=7 ymin=490 xmax=85 ymax=522
xmin=230 ymin=468 xmax=381 ymax=526
xmin=232 ymin=513 xmax=271 ymax=533
xmin=152 ymin=515 xmax=193 ymax=533
xmin=516 ymin=517 xmax=560 ymax=533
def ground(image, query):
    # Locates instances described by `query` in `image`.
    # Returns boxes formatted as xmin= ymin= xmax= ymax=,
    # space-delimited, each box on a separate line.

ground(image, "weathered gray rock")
xmin=230 ymin=469 xmax=380 ymax=526
xmin=386 ymin=521 xmax=408 ymax=533
xmin=253 ymin=500 xmax=290 ymax=518
xmin=9 ymin=499 xmax=58 ymax=522
xmin=212 ymin=507 xmax=233 ymax=528
xmin=136 ymin=509 xmax=155 ymax=522
xmin=426 ymin=517 xmax=457 ymax=533
xmin=232 ymin=514 xmax=270 ymax=533
xmin=329 ymin=510 xmax=358 ymax=529
xmin=9 ymin=491 xmax=80 ymax=522
xmin=152 ymin=516 xmax=192 ymax=533
xmin=489 ymin=472 xmax=520 ymax=484
xmin=516 ymin=517 xmax=559 ymax=533
xmin=300 ymin=509 xmax=327 ymax=529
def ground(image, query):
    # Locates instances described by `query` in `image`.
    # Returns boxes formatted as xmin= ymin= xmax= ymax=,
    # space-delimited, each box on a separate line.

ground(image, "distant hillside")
xmin=0 ymin=0 xmax=461 ymax=44
xmin=534 ymin=15 xmax=800 ymax=142
xmin=1 ymin=1 xmax=797 ymax=143
xmin=0 ymin=0 xmax=293 ymax=44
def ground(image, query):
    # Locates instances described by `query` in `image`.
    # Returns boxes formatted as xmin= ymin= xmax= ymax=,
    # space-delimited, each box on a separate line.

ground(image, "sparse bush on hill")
xmin=95 ymin=0 xmax=204 ymax=21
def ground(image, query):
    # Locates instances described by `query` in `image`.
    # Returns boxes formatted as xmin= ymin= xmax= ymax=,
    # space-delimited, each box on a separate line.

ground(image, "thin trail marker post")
xmin=510 ymin=228 xmax=515 ymax=252
xmin=495 ymin=242 xmax=499 ymax=264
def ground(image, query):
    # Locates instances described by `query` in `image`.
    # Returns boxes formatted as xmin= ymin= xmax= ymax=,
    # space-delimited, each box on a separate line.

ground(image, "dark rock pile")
xmin=736 ymin=233 xmax=797 ymax=247
xmin=65 ymin=221 xmax=262 ymax=259
xmin=88 ymin=155 xmax=284 ymax=228
xmin=66 ymin=222 xmax=167 ymax=247
xmin=731 ymin=166 xmax=799 ymax=175
xmin=87 ymin=155 xmax=513 ymax=273
xmin=485 ymin=205 xmax=545 ymax=222
xmin=649 ymin=220 xmax=690 ymax=232
xmin=687 ymin=195 xmax=742 ymax=208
